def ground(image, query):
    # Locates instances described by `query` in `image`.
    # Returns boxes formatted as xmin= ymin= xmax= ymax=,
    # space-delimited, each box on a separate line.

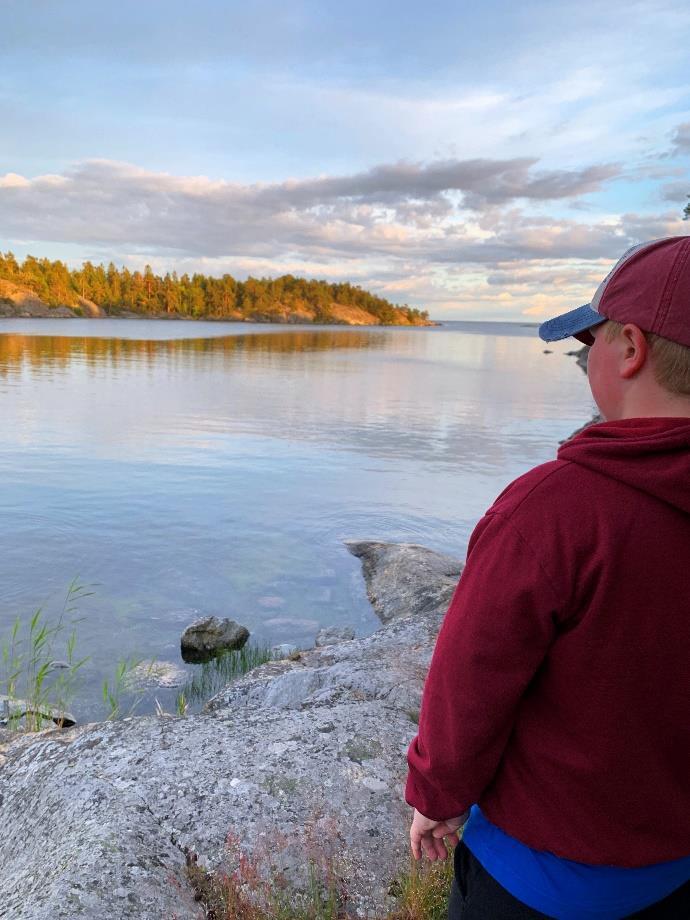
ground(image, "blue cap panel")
xmin=538 ymin=304 xmax=605 ymax=342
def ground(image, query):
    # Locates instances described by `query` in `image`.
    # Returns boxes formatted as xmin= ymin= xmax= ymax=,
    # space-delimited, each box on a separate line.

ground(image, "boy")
xmin=405 ymin=236 xmax=690 ymax=919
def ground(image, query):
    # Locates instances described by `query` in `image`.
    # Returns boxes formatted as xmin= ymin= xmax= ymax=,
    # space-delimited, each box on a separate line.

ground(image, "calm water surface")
xmin=0 ymin=319 xmax=593 ymax=718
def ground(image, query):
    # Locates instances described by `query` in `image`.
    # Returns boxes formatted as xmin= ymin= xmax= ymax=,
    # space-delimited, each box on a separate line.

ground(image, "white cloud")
xmin=0 ymin=172 xmax=29 ymax=188
xmin=0 ymin=156 xmax=686 ymax=319
xmin=0 ymin=156 xmax=620 ymax=256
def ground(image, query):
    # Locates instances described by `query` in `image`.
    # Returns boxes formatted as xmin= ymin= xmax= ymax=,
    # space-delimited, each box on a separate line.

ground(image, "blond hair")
xmin=603 ymin=320 xmax=690 ymax=397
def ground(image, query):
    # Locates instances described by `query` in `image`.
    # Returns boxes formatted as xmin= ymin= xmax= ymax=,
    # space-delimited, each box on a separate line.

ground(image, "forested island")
xmin=0 ymin=252 xmax=430 ymax=326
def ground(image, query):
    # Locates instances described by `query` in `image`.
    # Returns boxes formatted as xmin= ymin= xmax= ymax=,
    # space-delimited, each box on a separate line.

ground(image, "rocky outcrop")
xmin=76 ymin=296 xmax=106 ymax=317
xmin=0 ymin=281 xmax=106 ymax=318
xmin=0 ymin=542 xmax=463 ymax=919
xmin=327 ymin=304 xmax=381 ymax=326
xmin=345 ymin=541 xmax=462 ymax=624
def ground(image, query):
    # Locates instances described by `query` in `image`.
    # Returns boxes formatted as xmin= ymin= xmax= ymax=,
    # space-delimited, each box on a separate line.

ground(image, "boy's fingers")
xmin=423 ymin=833 xmax=450 ymax=861
xmin=410 ymin=811 xmax=461 ymax=862
xmin=435 ymin=836 xmax=449 ymax=860
xmin=420 ymin=834 xmax=439 ymax=860
xmin=410 ymin=829 xmax=422 ymax=861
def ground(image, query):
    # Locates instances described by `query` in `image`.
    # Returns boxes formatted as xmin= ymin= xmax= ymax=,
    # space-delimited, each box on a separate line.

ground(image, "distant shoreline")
xmin=0 ymin=263 xmax=432 ymax=327
xmin=0 ymin=310 xmax=440 ymax=328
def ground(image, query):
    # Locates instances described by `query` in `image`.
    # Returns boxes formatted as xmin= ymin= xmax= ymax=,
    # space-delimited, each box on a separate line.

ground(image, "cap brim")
xmin=538 ymin=304 xmax=605 ymax=343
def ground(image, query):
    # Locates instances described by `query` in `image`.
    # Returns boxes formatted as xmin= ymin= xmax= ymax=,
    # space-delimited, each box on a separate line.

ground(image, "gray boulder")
xmin=180 ymin=615 xmax=249 ymax=661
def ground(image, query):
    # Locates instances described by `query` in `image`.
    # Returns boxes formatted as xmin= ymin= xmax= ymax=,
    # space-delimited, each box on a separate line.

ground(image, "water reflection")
xmin=0 ymin=321 xmax=592 ymax=721
xmin=0 ymin=328 xmax=389 ymax=377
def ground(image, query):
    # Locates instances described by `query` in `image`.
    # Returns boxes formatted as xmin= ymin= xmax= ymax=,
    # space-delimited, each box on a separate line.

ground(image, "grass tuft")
xmin=184 ymin=822 xmax=346 ymax=920
xmin=389 ymin=854 xmax=454 ymax=920
xmin=183 ymin=823 xmax=454 ymax=920
xmin=176 ymin=644 xmax=273 ymax=710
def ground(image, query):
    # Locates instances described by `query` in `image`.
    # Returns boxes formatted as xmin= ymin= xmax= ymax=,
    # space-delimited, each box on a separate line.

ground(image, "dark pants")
xmin=448 ymin=841 xmax=690 ymax=919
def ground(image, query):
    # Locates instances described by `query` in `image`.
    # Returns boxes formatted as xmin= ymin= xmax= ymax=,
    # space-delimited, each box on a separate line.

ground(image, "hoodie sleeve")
xmin=405 ymin=509 xmax=563 ymax=820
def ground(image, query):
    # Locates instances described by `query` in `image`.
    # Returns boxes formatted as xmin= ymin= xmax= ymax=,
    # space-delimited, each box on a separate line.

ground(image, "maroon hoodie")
xmin=406 ymin=417 xmax=690 ymax=866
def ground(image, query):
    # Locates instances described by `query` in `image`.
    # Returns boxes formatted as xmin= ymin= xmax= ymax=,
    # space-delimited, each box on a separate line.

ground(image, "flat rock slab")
xmin=0 ymin=541 xmax=464 ymax=919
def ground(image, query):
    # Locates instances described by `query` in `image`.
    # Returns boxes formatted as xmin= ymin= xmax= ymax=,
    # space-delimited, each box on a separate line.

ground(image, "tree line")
xmin=0 ymin=252 xmax=428 ymax=325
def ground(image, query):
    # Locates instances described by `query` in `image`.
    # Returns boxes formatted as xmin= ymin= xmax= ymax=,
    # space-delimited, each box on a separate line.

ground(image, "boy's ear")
xmin=618 ymin=324 xmax=648 ymax=379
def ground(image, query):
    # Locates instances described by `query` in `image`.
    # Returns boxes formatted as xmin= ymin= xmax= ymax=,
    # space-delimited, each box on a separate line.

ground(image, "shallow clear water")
xmin=0 ymin=318 xmax=594 ymax=719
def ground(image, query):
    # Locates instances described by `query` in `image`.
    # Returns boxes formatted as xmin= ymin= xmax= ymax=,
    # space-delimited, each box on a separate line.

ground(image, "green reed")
xmin=176 ymin=644 xmax=273 ymax=711
xmin=1 ymin=580 xmax=143 ymax=733
xmin=1 ymin=579 xmax=92 ymax=731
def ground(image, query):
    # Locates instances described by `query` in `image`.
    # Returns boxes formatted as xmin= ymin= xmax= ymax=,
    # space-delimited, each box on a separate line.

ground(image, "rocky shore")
xmin=0 ymin=542 xmax=463 ymax=919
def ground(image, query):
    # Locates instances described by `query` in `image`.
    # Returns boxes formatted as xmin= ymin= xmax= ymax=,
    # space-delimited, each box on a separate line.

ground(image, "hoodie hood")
xmin=558 ymin=417 xmax=690 ymax=515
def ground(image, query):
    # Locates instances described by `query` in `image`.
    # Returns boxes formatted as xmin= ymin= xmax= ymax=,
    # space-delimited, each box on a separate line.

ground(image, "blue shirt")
xmin=462 ymin=806 xmax=690 ymax=920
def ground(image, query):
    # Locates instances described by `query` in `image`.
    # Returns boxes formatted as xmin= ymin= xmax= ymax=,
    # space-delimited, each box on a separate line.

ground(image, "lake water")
xmin=0 ymin=318 xmax=594 ymax=720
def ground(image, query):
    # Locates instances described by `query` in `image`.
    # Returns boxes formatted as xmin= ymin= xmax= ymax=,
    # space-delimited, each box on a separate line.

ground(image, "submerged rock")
xmin=180 ymin=615 xmax=249 ymax=662
xmin=0 ymin=695 xmax=76 ymax=728
xmin=264 ymin=615 xmax=320 ymax=631
xmin=257 ymin=595 xmax=285 ymax=608
xmin=125 ymin=659 xmax=187 ymax=689
xmin=0 ymin=540 xmax=463 ymax=918
xmin=270 ymin=642 xmax=299 ymax=659
xmin=48 ymin=660 xmax=70 ymax=671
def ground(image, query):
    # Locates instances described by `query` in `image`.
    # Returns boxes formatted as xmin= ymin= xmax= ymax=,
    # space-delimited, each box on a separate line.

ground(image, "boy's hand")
xmin=409 ymin=808 xmax=468 ymax=861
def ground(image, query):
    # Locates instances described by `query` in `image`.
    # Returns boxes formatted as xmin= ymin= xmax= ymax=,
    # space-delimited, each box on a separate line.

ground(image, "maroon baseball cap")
xmin=539 ymin=236 xmax=690 ymax=346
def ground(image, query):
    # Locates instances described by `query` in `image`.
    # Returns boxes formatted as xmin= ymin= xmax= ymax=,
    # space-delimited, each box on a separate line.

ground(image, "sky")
xmin=1 ymin=0 xmax=689 ymax=320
